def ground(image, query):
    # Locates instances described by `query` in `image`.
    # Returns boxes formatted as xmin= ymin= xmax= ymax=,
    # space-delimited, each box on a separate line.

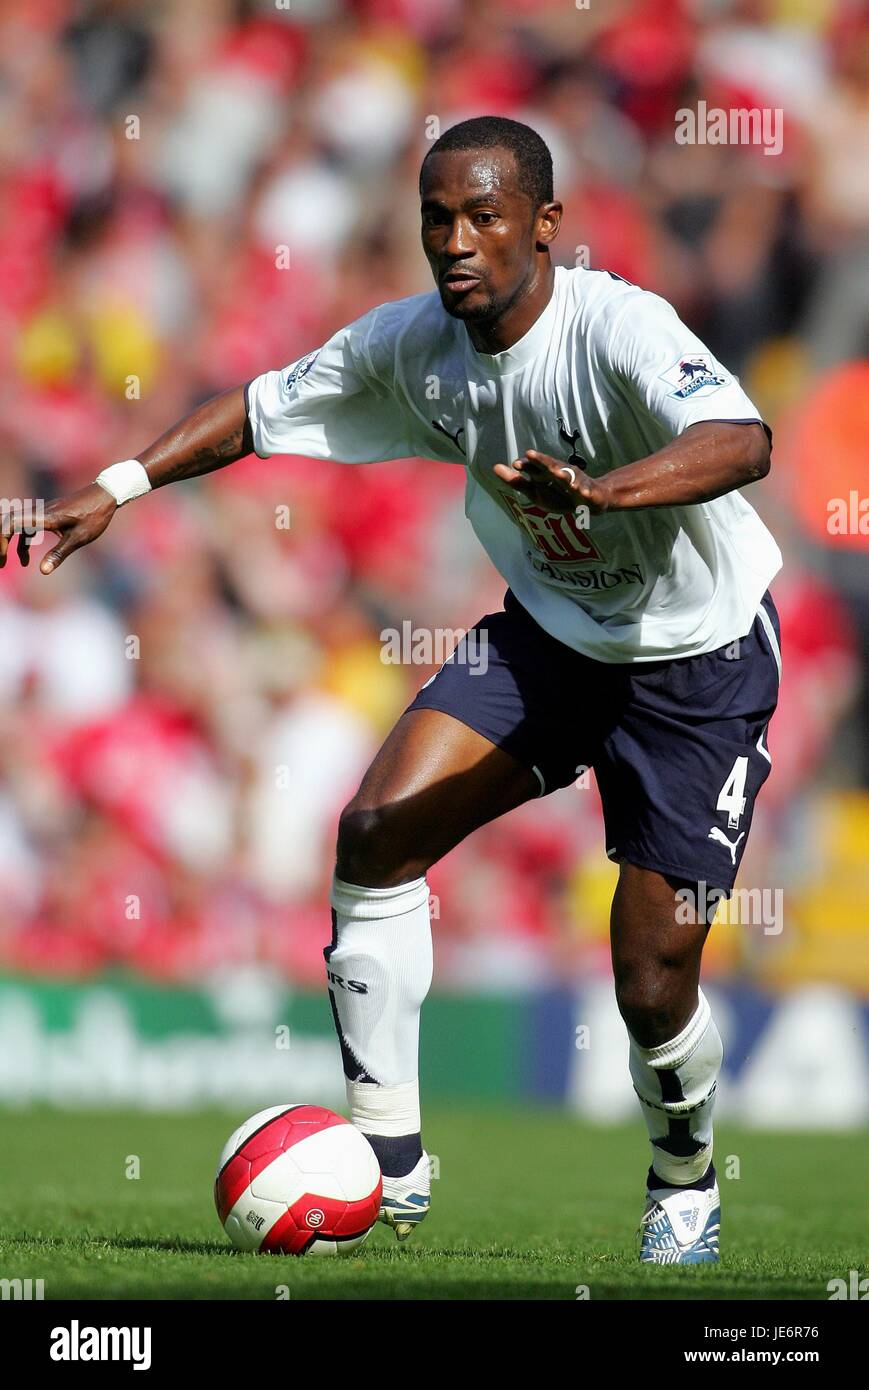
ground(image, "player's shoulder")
xmin=349 ymin=289 xmax=458 ymax=377
xmin=563 ymin=265 xmax=681 ymax=342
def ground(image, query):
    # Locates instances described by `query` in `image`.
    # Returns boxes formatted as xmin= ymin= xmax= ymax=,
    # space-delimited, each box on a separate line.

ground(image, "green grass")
xmin=0 ymin=1106 xmax=864 ymax=1300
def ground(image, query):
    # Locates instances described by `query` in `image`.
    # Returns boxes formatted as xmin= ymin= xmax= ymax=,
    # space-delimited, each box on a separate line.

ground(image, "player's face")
xmin=420 ymin=148 xmax=555 ymax=326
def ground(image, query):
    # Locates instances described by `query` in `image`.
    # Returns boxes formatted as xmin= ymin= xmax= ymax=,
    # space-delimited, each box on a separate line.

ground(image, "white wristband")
xmin=94 ymin=459 xmax=152 ymax=506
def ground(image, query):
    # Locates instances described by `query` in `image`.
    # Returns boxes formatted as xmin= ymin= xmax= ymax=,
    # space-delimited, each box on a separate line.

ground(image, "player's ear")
xmin=535 ymin=201 xmax=562 ymax=248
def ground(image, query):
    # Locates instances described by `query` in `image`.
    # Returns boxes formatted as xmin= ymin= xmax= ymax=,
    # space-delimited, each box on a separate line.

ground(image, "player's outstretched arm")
xmin=0 ymin=386 xmax=252 ymax=575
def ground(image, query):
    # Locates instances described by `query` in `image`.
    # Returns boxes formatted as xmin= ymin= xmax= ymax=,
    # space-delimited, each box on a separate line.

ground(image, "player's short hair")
xmin=420 ymin=116 xmax=554 ymax=209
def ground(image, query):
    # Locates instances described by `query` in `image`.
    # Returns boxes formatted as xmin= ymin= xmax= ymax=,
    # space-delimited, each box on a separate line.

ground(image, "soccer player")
xmin=1 ymin=117 xmax=782 ymax=1264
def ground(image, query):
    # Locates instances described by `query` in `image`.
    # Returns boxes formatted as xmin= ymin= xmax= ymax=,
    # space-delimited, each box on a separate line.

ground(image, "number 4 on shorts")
xmin=717 ymin=756 xmax=748 ymax=830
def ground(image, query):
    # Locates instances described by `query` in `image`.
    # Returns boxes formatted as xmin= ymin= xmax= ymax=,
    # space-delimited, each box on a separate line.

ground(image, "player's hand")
xmin=494 ymin=451 xmax=610 ymax=515
xmin=0 ymin=483 xmax=117 ymax=574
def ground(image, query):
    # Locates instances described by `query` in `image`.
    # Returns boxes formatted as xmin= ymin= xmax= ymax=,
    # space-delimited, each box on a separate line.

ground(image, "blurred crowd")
xmin=0 ymin=0 xmax=867 ymax=990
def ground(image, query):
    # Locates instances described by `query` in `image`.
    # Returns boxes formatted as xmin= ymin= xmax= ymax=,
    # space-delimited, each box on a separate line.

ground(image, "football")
xmin=214 ymin=1104 xmax=382 ymax=1256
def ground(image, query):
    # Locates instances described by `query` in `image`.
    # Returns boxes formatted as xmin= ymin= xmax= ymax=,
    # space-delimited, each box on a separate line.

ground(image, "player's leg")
xmin=328 ymin=706 xmax=540 ymax=1236
xmin=335 ymin=706 xmax=539 ymax=887
xmin=611 ymin=864 xmax=723 ymax=1262
xmin=326 ymin=593 xmax=592 ymax=1236
xmin=598 ymin=593 xmax=781 ymax=1262
xmin=611 ymin=862 xmax=712 ymax=1050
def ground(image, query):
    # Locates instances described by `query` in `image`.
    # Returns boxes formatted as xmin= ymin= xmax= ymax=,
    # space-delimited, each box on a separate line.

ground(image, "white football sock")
xmin=628 ymin=989 xmax=722 ymax=1186
xmin=326 ymin=875 xmax=433 ymax=1141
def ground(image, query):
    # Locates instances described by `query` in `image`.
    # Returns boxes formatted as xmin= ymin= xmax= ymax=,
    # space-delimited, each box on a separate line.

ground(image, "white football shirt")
xmin=245 ymin=265 xmax=781 ymax=662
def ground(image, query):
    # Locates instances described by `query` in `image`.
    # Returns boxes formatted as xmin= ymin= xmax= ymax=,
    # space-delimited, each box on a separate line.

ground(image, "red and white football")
xmin=214 ymin=1104 xmax=382 ymax=1256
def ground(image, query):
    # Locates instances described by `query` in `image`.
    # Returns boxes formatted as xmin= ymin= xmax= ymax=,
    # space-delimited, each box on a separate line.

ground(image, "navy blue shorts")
xmin=407 ymin=589 xmax=781 ymax=892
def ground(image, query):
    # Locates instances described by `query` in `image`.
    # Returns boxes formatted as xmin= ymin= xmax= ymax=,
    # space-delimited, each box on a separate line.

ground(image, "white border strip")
xmin=755 ymin=603 xmax=782 ymax=682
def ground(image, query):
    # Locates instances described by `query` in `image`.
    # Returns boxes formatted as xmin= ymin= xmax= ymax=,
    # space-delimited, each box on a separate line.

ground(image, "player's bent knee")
xmin=335 ymin=801 xmax=430 ymax=888
xmin=615 ymin=979 xmax=688 ymax=1048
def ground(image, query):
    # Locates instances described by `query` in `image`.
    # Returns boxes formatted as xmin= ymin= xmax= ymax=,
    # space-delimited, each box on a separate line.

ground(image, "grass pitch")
xmin=0 ymin=1105 xmax=864 ymax=1300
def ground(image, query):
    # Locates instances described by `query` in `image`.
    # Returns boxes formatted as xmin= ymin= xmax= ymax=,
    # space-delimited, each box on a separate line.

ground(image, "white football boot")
xmin=638 ymin=1171 xmax=721 ymax=1264
xmin=379 ymin=1150 xmax=431 ymax=1240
